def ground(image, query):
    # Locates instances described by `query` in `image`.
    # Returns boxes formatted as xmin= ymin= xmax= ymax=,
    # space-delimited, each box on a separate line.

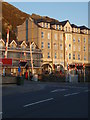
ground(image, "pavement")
xmin=2 ymin=80 xmax=90 ymax=119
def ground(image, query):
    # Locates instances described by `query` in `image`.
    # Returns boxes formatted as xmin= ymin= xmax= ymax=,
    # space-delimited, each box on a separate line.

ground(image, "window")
xmin=48 ymin=52 xmax=50 ymax=58
xmin=89 ymin=47 xmax=90 ymax=52
xmin=84 ymin=46 xmax=86 ymax=51
xmin=73 ymin=46 xmax=75 ymax=51
xmin=41 ymin=32 xmax=44 ymax=38
xmin=41 ymin=42 xmax=44 ymax=48
xmin=69 ymin=44 xmax=71 ymax=49
xmin=84 ymin=38 xmax=86 ymax=43
xmin=73 ymin=38 xmax=75 ymax=42
xmin=60 ymin=53 xmax=63 ymax=58
xmin=60 ymin=44 xmax=63 ymax=50
xmin=48 ymin=33 xmax=50 ymax=39
xmin=73 ymin=54 xmax=75 ymax=60
xmin=69 ymin=53 xmax=71 ymax=59
xmin=78 ymin=46 xmax=80 ymax=51
xmin=77 ymin=28 xmax=78 ymax=32
xmin=84 ymin=56 xmax=86 ymax=61
xmin=66 ymin=34 xmax=68 ymax=40
xmin=54 ymin=43 xmax=57 ymax=50
xmin=66 ymin=27 xmax=67 ymax=32
xmin=56 ymin=25 xmax=57 ymax=29
xmin=89 ymin=38 xmax=90 ymax=44
xmin=22 ymin=45 xmax=25 ymax=49
xmin=48 ymin=43 xmax=50 ymax=49
xmin=89 ymin=57 xmax=90 ymax=61
xmin=59 ymin=25 xmax=61 ymax=30
xmin=60 ymin=34 xmax=62 ymax=40
xmin=55 ymin=53 xmax=57 ymax=59
xmin=11 ymin=44 xmax=14 ymax=49
xmin=78 ymin=54 xmax=80 ymax=60
xmin=69 ymin=35 xmax=71 ymax=40
xmin=78 ymin=38 xmax=80 ymax=42
xmin=43 ymin=23 xmax=45 ymax=27
xmin=46 ymin=23 xmax=48 ymax=28
xmin=55 ymin=34 xmax=57 ymax=40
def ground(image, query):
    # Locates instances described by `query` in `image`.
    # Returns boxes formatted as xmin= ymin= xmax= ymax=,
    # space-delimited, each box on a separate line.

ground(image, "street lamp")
xmin=30 ymin=42 xmax=34 ymax=75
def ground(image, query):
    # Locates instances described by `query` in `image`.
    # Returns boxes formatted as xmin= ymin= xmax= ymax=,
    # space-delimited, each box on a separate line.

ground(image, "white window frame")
xmin=41 ymin=42 xmax=44 ymax=49
xmin=60 ymin=53 xmax=63 ymax=58
xmin=48 ymin=42 xmax=50 ymax=49
xmin=56 ymin=25 xmax=57 ymax=29
xmin=69 ymin=44 xmax=71 ymax=50
xmin=78 ymin=38 xmax=80 ymax=43
xmin=73 ymin=38 xmax=75 ymax=42
xmin=78 ymin=46 xmax=80 ymax=51
xmin=46 ymin=23 xmax=48 ymax=28
xmin=48 ymin=33 xmax=50 ymax=39
xmin=69 ymin=53 xmax=71 ymax=59
xmin=73 ymin=46 xmax=75 ymax=51
xmin=48 ymin=52 xmax=50 ymax=58
xmin=59 ymin=25 xmax=61 ymax=30
xmin=55 ymin=53 xmax=57 ymax=59
xmin=41 ymin=32 xmax=44 ymax=38
xmin=55 ymin=33 xmax=57 ymax=40
xmin=60 ymin=34 xmax=62 ymax=40
xmin=84 ymin=56 xmax=86 ymax=61
xmin=60 ymin=44 xmax=63 ymax=50
xmin=78 ymin=54 xmax=80 ymax=60
xmin=84 ymin=38 xmax=86 ymax=43
xmin=84 ymin=46 xmax=86 ymax=51
xmin=73 ymin=54 xmax=75 ymax=60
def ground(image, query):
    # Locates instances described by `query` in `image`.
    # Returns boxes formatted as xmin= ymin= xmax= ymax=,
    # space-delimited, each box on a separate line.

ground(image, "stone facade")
xmin=17 ymin=17 xmax=90 ymax=70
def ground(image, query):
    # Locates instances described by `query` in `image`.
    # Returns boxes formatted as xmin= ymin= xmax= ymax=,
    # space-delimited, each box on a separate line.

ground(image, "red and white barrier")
xmin=5 ymin=29 xmax=9 ymax=58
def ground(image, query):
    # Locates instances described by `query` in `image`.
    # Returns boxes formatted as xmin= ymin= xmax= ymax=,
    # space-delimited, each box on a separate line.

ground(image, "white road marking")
xmin=64 ymin=92 xmax=80 ymax=97
xmin=51 ymin=89 xmax=67 ymax=93
xmin=61 ymin=86 xmax=88 ymax=89
xmin=23 ymin=98 xmax=54 ymax=108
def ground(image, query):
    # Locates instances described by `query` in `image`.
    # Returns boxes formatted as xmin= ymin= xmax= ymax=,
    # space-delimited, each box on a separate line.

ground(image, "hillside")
xmin=2 ymin=2 xmax=59 ymax=40
xmin=2 ymin=2 xmax=30 ymax=40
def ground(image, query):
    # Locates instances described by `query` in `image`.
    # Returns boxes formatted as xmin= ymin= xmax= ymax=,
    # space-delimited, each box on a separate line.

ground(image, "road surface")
xmin=2 ymin=81 xmax=89 ymax=118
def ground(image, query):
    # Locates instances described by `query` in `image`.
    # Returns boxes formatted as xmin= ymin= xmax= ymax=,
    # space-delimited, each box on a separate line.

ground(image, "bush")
xmin=41 ymin=73 xmax=66 ymax=82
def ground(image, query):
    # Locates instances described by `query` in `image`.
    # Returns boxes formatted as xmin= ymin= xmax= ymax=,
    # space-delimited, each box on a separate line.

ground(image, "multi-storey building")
xmin=17 ymin=16 xmax=90 ymax=71
xmin=0 ymin=39 xmax=42 ymax=75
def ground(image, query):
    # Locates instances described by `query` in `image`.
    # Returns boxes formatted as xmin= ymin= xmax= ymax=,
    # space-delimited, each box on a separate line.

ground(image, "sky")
xmin=9 ymin=2 xmax=88 ymax=27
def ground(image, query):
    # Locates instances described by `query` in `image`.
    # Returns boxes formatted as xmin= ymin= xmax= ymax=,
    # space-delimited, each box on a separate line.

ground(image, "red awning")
xmin=0 ymin=58 xmax=12 ymax=66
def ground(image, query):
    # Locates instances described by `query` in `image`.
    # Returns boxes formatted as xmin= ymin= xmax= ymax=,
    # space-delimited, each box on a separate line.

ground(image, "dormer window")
xmin=66 ymin=27 xmax=67 ymax=32
xmin=11 ymin=44 xmax=14 ymax=49
xmin=43 ymin=23 xmax=45 ymax=28
xmin=56 ymin=25 xmax=57 ymax=29
xmin=78 ymin=38 xmax=80 ymax=42
xmin=77 ymin=28 xmax=78 ymax=32
xmin=46 ymin=23 xmax=48 ymax=28
xmin=59 ymin=25 xmax=61 ymax=30
xmin=41 ymin=32 xmax=44 ymax=38
xmin=84 ymin=38 xmax=86 ymax=43
xmin=22 ymin=45 xmax=25 ymax=49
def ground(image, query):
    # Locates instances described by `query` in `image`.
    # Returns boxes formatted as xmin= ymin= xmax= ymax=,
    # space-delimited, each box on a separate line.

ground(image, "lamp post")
xmin=30 ymin=42 xmax=34 ymax=75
